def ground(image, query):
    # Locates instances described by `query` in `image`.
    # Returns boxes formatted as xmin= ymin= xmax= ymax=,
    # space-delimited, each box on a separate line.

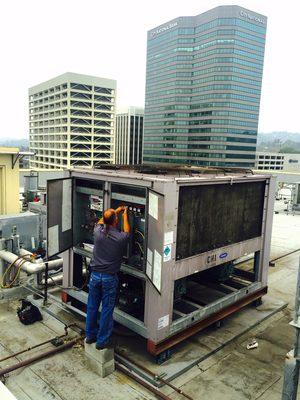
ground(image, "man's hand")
xmin=115 ymin=205 xmax=126 ymax=214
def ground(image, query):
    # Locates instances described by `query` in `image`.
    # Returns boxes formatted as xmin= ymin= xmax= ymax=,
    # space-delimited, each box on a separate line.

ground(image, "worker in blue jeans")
xmin=85 ymin=206 xmax=130 ymax=349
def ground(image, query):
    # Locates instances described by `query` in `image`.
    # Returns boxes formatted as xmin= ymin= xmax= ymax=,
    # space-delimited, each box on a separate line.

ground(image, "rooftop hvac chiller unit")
xmin=47 ymin=165 xmax=275 ymax=356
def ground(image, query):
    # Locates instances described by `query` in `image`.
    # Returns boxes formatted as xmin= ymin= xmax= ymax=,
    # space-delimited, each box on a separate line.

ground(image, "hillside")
xmin=0 ymin=138 xmax=29 ymax=150
xmin=1 ymin=133 xmax=300 ymax=154
xmin=257 ymin=132 xmax=300 ymax=153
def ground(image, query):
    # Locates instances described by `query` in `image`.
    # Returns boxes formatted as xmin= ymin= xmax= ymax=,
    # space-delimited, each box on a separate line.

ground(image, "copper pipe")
xmin=116 ymin=362 xmax=172 ymax=400
xmin=0 ymin=337 xmax=81 ymax=377
xmin=0 ymin=333 xmax=68 ymax=363
xmin=115 ymin=350 xmax=194 ymax=400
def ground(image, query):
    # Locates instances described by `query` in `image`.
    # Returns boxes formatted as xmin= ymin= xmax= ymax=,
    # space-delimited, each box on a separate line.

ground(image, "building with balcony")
xmin=29 ymin=72 xmax=116 ymax=169
xmin=115 ymin=107 xmax=144 ymax=165
xmin=143 ymin=6 xmax=267 ymax=168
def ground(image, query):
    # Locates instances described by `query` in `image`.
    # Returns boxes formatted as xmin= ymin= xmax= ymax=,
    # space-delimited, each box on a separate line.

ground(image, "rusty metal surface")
xmin=0 ymin=337 xmax=81 ymax=377
xmin=147 ymin=287 xmax=268 ymax=356
xmin=115 ymin=362 xmax=172 ymax=400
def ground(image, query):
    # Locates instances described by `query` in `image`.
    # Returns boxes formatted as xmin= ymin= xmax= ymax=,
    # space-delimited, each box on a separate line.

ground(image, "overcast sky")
xmin=0 ymin=0 xmax=299 ymax=139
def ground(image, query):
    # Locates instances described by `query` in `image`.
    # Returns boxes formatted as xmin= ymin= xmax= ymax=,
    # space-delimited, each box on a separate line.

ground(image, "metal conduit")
xmin=0 ymin=338 xmax=81 ymax=377
xmin=0 ymin=333 xmax=68 ymax=363
xmin=115 ymin=349 xmax=194 ymax=400
xmin=115 ymin=362 xmax=172 ymax=400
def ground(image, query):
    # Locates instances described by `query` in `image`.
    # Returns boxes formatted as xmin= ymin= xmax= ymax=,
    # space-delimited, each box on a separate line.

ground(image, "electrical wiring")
xmin=3 ymin=257 xmax=30 ymax=288
xmin=6 ymin=259 xmax=28 ymax=288
xmin=135 ymin=230 xmax=145 ymax=239
xmin=135 ymin=242 xmax=144 ymax=255
xmin=1 ymin=258 xmax=20 ymax=287
xmin=0 ymin=254 xmax=34 ymax=289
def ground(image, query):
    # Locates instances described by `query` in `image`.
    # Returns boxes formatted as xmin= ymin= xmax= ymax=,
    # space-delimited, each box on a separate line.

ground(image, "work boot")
xmin=85 ymin=337 xmax=96 ymax=344
xmin=96 ymin=339 xmax=114 ymax=350
xmin=95 ymin=343 xmax=108 ymax=350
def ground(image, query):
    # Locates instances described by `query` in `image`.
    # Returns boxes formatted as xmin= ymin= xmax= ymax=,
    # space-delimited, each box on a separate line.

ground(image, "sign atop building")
xmin=150 ymin=22 xmax=178 ymax=38
xmin=240 ymin=10 xmax=266 ymax=25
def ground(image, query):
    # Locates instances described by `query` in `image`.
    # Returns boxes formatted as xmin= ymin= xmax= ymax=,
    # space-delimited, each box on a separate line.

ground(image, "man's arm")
xmin=122 ymin=207 xmax=130 ymax=233
xmin=115 ymin=205 xmax=125 ymax=214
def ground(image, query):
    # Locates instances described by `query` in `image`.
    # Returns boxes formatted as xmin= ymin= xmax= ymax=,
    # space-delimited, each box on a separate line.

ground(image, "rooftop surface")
xmin=29 ymin=72 xmax=116 ymax=94
xmin=0 ymin=201 xmax=299 ymax=399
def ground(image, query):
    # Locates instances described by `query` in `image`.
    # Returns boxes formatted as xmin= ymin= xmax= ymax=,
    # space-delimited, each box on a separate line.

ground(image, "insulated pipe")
xmin=42 ymin=269 xmax=87 ymax=286
xmin=0 ymin=250 xmax=63 ymax=274
xmin=42 ymin=273 xmax=63 ymax=286
xmin=19 ymin=248 xmax=34 ymax=256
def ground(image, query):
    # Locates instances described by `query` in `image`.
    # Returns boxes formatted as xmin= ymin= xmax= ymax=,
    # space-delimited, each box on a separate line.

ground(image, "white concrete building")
xmin=29 ymin=72 xmax=116 ymax=169
xmin=256 ymin=151 xmax=300 ymax=172
xmin=115 ymin=107 xmax=144 ymax=165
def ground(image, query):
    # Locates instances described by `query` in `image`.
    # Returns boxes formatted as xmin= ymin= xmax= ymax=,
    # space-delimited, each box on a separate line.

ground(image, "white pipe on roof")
xmin=0 ymin=250 xmax=62 ymax=274
xmin=19 ymin=248 xmax=33 ymax=256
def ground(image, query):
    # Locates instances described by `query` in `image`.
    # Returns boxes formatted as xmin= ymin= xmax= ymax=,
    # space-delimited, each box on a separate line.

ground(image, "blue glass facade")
xmin=143 ymin=6 xmax=267 ymax=167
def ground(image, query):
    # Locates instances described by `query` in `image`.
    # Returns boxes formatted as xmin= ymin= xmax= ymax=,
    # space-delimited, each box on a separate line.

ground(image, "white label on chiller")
xmin=164 ymin=231 xmax=174 ymax=245
xmin=149 ymin=192 xmax=158 ymax=220
xmin=146 ymin=261 xmax=153 ymax=279
xmin=153 ymin=250 xmax=162 ymax=291
xmin=158 ymin=314 xmax=169 ymax=330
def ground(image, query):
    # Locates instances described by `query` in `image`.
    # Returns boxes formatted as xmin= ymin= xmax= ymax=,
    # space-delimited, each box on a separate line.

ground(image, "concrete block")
xmin=84 ymin=340 xmax=114 ymax=362
xmin=86 ymin=356 xmax=115 ymax=378
xmin=84 ymin=340 xmax=115 ymax=378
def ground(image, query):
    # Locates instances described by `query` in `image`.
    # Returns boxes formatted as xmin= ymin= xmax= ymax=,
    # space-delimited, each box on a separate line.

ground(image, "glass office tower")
xmin=143 ymin=6 xmax=267 ymax=167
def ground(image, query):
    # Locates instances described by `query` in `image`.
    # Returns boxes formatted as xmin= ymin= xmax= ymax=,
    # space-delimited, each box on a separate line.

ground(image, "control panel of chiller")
xmin=116 ymin=203 xmax=146 ymax=271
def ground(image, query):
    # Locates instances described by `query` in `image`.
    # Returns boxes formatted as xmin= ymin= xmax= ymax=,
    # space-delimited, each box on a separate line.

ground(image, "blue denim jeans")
xmin=85 ymin=271 xmax=118 ymax=346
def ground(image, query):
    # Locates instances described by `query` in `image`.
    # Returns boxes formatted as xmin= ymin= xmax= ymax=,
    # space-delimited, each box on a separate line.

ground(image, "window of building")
xmin=71 ymin=82 xmax=92 ymax=91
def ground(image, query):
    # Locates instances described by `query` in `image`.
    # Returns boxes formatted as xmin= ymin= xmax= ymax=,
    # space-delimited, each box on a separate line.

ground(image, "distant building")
xmin=0 ymin=147 xmax=20 ymax=215
xmin=115 ymin=107 xmax=144 ymax=165
xmin=256 ymin=151 xmax=300 ymax=172
xmin=29 ymin=72 xmax=116 ymax=169
xmin=143 ymin=6 xmax=267 ymax=168
xmin=19 ymin=155 xmax=30 ymax=169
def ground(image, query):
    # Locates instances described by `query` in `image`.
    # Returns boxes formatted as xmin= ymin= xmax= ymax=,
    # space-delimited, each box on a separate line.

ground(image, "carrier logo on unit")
xmin=219 ymin=252 xmax=228 ymax=260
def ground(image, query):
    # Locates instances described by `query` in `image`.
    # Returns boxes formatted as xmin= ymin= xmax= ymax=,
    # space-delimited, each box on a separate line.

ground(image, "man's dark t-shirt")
xmin=90 ymin=225 xmax=129 ymax=274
